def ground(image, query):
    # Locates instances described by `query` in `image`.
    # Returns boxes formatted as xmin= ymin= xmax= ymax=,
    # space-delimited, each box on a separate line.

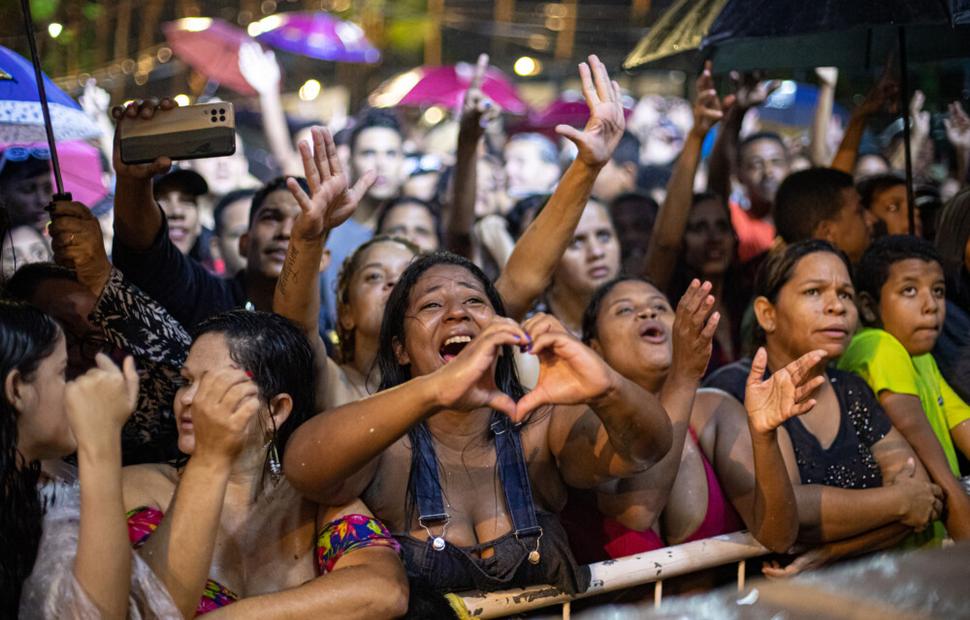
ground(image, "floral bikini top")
xmin=126 ymin=507 xmax=400 ymax=616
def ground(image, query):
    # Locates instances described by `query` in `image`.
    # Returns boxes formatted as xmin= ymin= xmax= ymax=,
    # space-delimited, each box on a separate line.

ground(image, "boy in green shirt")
xmin=839 ymin=235 xmax=970 ymax=540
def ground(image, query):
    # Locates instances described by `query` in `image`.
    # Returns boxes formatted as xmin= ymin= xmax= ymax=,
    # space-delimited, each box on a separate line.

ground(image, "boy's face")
xmin=878 ymin=258 xmax=946 ymax=355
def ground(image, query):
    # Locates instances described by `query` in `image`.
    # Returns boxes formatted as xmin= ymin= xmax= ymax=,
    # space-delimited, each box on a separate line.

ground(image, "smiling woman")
xmin=284 ymin=250 xmax=674 ymax=596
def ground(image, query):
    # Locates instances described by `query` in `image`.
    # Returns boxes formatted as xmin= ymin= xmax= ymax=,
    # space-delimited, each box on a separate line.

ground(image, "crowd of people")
xmin=2 ymin=48 xmax=970 ymax=619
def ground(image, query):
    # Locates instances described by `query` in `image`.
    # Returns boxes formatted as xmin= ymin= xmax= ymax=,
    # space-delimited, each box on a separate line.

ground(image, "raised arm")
xmin=519 ymin=314 xmax=672 ymax=488
xmin=239 ymin=42 xmax=304 ymax=177
xmin=944 ymin=101 xmax=970 ymax=187
xmin=496 ymin=54 xmax=624 ymax=321
xmin=446 ymin=53 xmax=498 ymax=257
xmin=830 ymin=66 xmax=897 ymax=173
xmin=643 ymin=62 xmax=729 ymax=290
xmin=707 ymin=72 xmax=779 ymax=203
xmin=64 ymin=354 xmax=140 ymax=619
xmin=597 ymin=281 xmax=720 ymax=532
xmin=810 ymin=68 xmax=838 ymax=166
xmin=274 ymin=127 xmax=375 ymax=406
xmin=135 ymin=368 xmax=259 ymax=618
xmin=110 ymin=99 xmax=176 ymax=250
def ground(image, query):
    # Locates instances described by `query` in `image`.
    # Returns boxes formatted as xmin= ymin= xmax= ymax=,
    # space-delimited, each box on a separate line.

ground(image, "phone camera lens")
xmin=219 ymin=108 xmax=226 ymax=114
xmin=219 ymin=115 xmax=226 ymax=122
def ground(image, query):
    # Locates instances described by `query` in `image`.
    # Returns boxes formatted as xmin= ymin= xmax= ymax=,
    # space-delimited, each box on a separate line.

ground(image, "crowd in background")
xmin=2 ymin=48 xmax=970 ymax=619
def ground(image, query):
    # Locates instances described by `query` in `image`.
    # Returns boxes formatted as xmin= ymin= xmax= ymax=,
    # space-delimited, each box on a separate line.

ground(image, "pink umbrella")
xmin=162 ymin=17 xmax=257 ymax=96
xmin=528 ymin=90 xmax=635 ymax=129
xmin=369 ymin=62 xmax=527 ymax=115
xmin=7 ymin=140 xmax=107 ymax=206
xmin=252 ymin=11 xmax=380 ymax=63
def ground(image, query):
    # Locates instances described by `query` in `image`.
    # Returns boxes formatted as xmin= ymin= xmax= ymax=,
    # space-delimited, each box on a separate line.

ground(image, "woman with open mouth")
xmin=561 ymin=276 xmax=820 ymax=565
xmin=283 ymin=251 xmax=673 ymax=596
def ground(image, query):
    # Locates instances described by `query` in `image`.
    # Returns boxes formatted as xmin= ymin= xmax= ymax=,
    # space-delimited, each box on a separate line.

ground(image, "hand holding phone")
xmin=114 ymin=99 xmax=236 ymax=165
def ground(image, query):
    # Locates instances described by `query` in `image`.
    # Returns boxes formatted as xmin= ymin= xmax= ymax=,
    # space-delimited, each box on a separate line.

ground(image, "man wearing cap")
xmin=153 ymin=167 xmax=221 ymax=274
xmin=0 ymin=149 xmax=53 ymax=232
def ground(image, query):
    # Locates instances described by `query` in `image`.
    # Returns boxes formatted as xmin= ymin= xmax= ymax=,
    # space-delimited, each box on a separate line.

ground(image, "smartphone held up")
xmin=119 ymin=102 xmax=236 ymax=165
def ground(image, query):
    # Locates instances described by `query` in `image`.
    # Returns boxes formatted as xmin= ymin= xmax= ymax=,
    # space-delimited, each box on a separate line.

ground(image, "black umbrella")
xmin=624 ymin=0 xmax=970 ymax=234
xmin=15 ymin=0 xmax=71 ymax=203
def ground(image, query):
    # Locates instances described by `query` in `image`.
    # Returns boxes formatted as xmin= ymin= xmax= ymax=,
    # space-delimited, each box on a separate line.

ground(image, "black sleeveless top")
xmin=393 ymin=414 xmax=590 ymax=595
xmin=704 ymin=360 xmax=891 ymax=489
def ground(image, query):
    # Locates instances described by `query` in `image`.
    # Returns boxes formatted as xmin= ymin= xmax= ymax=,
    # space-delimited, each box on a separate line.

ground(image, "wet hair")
xmin=191 ymin=310 xmax=313 ymax=457
xmin=334 ymin=235 xmax=419 ymax=364
xmin=774 ymin=167 xmax=855 ymax=244
xmin=213 ymin=188 xmax=257 ymax=237
xmin=738 ymin=131 xmax=788 ymax=161
xmin=376 ymin=252 xmax=526 ymax=529
xmin=612 ymin=131 xmax=641 ymax=167
xmin=751 ymin=239 xmax=852 ymax=347
xmin=0 ymin=301 xmax=62 ymax=616
xmin=581 ymin=275 xmax=659 ymax=344
xmin=248 ymin=176 xmax=309 ymax=229
xmin=350 ymin=108 xmax=404 ymax=154
xmin=377 ymin=251 xmax=524 ymax=399
xmin=855 ymin=236 xmax=942 ymax=313
xmin=934 ymin=188 xmax=970 ymax=310
xmin=375 ymin=196 xmax=443 ymax=246
xmin=4 ymin=263 xmax=77 ymax=302
xmin=507 ymin=133 xmax=558 ymax=165
xmin=505 ymin=194 xmax=550 ymax=240
xmin=857 ymin=173 xmax=906 ymax=211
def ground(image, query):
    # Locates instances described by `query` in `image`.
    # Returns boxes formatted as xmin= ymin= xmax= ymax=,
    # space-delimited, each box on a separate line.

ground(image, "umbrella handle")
xmin=19 ymin=0 xmax=67 ymax=197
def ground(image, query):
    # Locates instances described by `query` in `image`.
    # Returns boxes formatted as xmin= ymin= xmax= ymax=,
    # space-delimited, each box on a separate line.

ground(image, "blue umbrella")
xmin=0 ymin=44 xmax=100 ymax=144
xmin=758 ymin=81 xmax=849 ymax=129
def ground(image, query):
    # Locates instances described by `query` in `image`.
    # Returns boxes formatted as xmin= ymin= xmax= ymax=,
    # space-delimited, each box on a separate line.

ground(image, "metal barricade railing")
xmin=459 ymin=531 xmax=768 ymax=619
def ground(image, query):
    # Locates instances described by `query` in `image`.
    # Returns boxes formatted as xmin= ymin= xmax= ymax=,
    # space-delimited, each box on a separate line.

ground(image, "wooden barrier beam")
xmin=460 ymin=531 xmax=767 ymax=618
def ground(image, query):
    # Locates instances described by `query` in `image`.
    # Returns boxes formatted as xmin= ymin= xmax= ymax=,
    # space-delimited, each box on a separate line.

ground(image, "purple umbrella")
xmin=252 ymin=11 xmax=380 ymax=64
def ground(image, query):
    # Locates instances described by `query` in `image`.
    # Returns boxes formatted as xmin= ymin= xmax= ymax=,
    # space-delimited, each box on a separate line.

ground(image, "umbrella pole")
xmin=898 ymin=26 xmax=916 ymax=236
xmin=18 ymin=0 xmax=71 ymax=201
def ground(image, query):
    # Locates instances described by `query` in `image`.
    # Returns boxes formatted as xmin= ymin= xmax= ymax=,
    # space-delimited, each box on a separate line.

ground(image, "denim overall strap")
xmin=410 ymin=424 xmax=449 ymax=524
xmin=490 ymin=414 xmax=542 ymax=536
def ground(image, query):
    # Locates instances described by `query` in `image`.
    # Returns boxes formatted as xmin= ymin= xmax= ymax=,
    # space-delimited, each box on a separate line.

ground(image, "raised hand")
xmin=729 ymin=70 xmax=781 ymax=111
xmin=286 ymin=126 xmax=376 ymax=242
xmin=80 ymin=78 xmax=111 ymax=118
xmin=857 ymin=61 xmax=899 ymax=117
xmin=690 ymin=61 xmax=733 ymax=138
xmin=65 ymin=354 xmax=139 ymax=451
xmin=48 ymin=200 xmax=112 ymax=296
xmin=909 ymin=90 xmax=931 ymax=139
xmin=110 ymin=98 xmax=178 ymax=180
xmin=238 ymin=40 xmax=282 ymax=96
xmin=670 ymin=279 xmax=719 ymax=381
xmin=556 ymin=54 xmax=626 ymax=168
xmin=744 ymin=347 xmax=827 ymax=436
xmin=188 ymin=367 xmax=261 ymax=465
xmin=513 ymin=313 xmax=616 ymax=422
xmin=891 ymin=457 xmax=944 ymax=531
xmin=432 ymin=317 xmax=526 ymax=419
xmin=944 ymin=101 xmax=970 ymax=152
xmin=459 ymin=53 xmax=500 ymax=138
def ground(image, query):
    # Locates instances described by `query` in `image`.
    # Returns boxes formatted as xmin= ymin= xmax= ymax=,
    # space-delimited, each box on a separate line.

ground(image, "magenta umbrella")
xmin=4 ymin=140 xmax=107 ymax=206
xmin=252 ymin=11 xmax=380 ymax=63
xmin=369 ymin=62 xmax=528 ymax=115
xmin=162 ymin=17 xmax=257 ymax=95
xmin=528 ymin=90 xmax=634 ymax=128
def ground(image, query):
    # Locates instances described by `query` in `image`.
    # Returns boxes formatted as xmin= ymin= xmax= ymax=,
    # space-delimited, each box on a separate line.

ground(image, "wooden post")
xmin=425 ymin=0 xmax=444 ymax=66
xmin=492 ymin=0 xmax=515 ymax=59
xmin=113 ymin=0 xmax=133 ymax=100
xmin=554 ymin=0 xmax=577 ymax=61
xmin=654 ymin=580 xmax=663 ymax=608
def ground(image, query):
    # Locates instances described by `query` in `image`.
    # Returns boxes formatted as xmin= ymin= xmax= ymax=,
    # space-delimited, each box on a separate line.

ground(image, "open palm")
xmin=556 ymin=55 xmax=625 ymax=168
xmin=744 ymin=347 xmax=826 ymax=435
xmin=287 ymin=126 xmax=375 ymax=242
